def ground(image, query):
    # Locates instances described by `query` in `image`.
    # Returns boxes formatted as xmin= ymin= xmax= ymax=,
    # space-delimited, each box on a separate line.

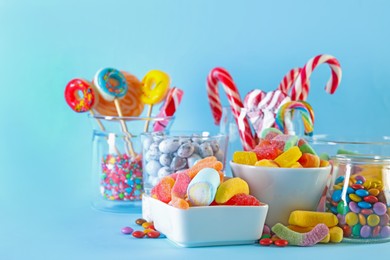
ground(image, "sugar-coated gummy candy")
xmin=168 ymin=196 xmax=190 ymax=209
xmin=151 ymin=176 xmax=175 ymax=203
xmin=185 ymin=156 xmax=223 ymax=180
xmin=215 ymin=177 xmax=249 ymax=204
xmin=298 ymin=153 xmax=320 ymax=168
xmin=224 ymin=193 xmax=261 ymax=206
xmin=274 ymin=146 xmax=302 ymax=168
xmin=171 ymin=172 xmax=191 ymax=199
xmin=297 ymin=138 xmax=317 ymax=155
xmin=320 ymin=159 xmax=330 ymax=167
xmin=232 ymin=151 xmax=257 ymax=165
xmin=272 ymin=223 xmax=329 ymax=246
xmin=187 ymin=168 xmax=220 ymax=206
xmin=272 ymin=134 xmax=298 ymax=151
xmin=288 ymin=211 xmax=338 ymax=228
xmin=260 ymin=127 xmax=283 ymax=140
xmin=329 ymin=226 xmax=343 ymax=243
xmin=254 ymin=159 xmax=279 ymax=167
xmin=252 ymin=139 xmax=282 ymax=160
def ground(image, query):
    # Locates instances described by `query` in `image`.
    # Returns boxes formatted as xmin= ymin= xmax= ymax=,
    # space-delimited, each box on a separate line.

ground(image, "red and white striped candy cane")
xmin=277 ymin=67 xmax=302 ymax=94
xmin=291 ymin=54 xmax=342 ymax=101
xmin=244 ymin=89 xmax=266 ymax=110
xmin=153 ymin=87 xmax=184 ymax=131
xmin=207 ymin=67 xmax=255 ymax=151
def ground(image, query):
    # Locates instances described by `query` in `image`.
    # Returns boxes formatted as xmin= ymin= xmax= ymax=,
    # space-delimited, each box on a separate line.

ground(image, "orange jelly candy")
xmin=298 ymin=153 xmax=320 ymax=168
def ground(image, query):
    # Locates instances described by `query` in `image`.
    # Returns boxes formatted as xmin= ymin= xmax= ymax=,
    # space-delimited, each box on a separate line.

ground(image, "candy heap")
xmin=232 ymin=128 xmax=329 ymax=168
xmin=64 ymin=68 xmax=184 ymax=202
xmin=142 ymin=132 xmax=226 ymax=191
xmin=207 ymin=54 xmax=342 ymax=149
xmin=150 ymin=156 xmax=263 ymax=209
xmin=327 ymin=172 xmax=390 ymax=239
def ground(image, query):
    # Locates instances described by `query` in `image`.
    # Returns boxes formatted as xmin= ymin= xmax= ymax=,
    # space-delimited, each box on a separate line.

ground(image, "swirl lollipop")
xmin=141 ymin=70 xmax=170 ymax=131
xmin=94 ymin=68 xmax=135 ymax=156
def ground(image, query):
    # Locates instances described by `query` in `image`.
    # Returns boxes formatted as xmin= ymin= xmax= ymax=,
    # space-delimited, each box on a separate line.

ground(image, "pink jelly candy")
xmin=171 ymin=172 xmax=191 ymax=199
xmin=151 ymin=176 xmax=175 ymax=203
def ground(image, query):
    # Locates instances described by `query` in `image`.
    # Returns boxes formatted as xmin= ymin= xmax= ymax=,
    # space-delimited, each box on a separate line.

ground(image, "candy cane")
xmin=275 ymin=101 xmax=315 ymax=136
xmin=153 ymin=87 xmax=184 ymax=131
xmin=277 ymin=68 xmax=302 ymax=94
xmin=244 ymin=89 xmax=266 ymax=110
xmin=207 ymin=67 xmax=255 ymax=150
xmin=291 ymin=54 xmax=342 ymax=101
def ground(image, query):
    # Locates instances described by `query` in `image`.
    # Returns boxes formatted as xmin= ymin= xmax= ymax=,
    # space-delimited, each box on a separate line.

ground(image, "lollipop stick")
xmin=144 ymin=104 xmax=153 ymax=132
xmin=114 ymin=99 xmax=136 ymax=157
xmin=90 ymin=109 xmax=121 ymax=156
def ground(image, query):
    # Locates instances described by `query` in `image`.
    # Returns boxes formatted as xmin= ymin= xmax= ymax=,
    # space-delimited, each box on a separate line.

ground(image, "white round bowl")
xmin=230 ymin=161 xmax=331 ymax=227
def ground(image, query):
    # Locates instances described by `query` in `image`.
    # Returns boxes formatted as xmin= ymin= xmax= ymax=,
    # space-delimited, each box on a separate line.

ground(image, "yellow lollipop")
xmin=141 ymin=70 xmax=170 ymax=131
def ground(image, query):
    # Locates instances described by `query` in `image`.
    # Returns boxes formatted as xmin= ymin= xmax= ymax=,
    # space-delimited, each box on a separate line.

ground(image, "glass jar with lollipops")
xmin=93 ymin=68 xmax=136 ymax=157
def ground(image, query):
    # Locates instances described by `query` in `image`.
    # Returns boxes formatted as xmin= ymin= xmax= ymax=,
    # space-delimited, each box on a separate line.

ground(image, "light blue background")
xmin=1 ymin=0 xmax=390 ymax=259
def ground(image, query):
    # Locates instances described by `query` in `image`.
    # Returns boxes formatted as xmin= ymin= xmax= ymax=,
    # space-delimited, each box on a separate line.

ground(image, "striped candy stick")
xmin=207 ymin=67 xmax=255 ymax=151
xmin=153 ymin=87 xmax=184 ymax=131
xmin=291 ymin=54 xmax=342 ymax=101
xmin=277 ymin=67 xmax=302 ymax=94
xmin=244 ymin=89 xmax=266 ymax=110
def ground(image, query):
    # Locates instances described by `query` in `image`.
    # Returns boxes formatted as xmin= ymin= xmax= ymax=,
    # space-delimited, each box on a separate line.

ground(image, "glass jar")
xmin=89 ymin=115 xmax=174 ymax=213
xmin=140 ymin=131 xmax=228 ymax=195
xmin=326 ymin=154 xmax=390 ymax=243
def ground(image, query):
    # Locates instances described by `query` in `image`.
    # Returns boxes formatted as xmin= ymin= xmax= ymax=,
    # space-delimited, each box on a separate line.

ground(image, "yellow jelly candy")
xmin=232 ymin=151 xmax=258 ymax=165
xmin=215 ymin=177 xmax=249 ymax=204
xmin=274 ymin=146 xmax=302 ymax=168
xmin=320 ymin=159 xmax=330 ymax=167
xmin=254 ymin=159 xmax=279 ymax=167
xmin=329 ymin=226 xmax=343 ymax=243
xmin=288 ymin=210 xmax=338 ymax=227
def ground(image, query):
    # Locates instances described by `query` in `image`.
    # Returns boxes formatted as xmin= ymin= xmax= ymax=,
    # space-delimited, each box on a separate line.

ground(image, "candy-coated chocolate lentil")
xmin=121 ymin=226 xmax=134 ymax=235
xmin=367 ymin=214 xmax=380 ymax=226
xmin=347 ymin=187 xmax=355 ymax=194
xmin=331 ymin=200 xmax=339 ymax=207
xmin=335 ymin=176 xmax=345 ymax=184
xmin=332 ymin=190 xmax=342 ymax=202
xmin=380 ymin=226 xmax=390 ymax=238
xmin=351 ymin=184 xmax=364 ymax=190
xmin=330 ymin=206 xmax=338 ymax=214
xmin=259 ymin=238 xmax=273 ymax=246
xmin=358 ymin=213 xmax=366 ymax=225
xmin=135 ymin=218 xmax=147 ymax=225
xmin=337 ymin=201 xmax=349 ymax=215
xmin=349 ymin=201 xmax=360 ymax=213
xmin=373 ymin=202 xmax=387 ymax=215
xmin=337 ymin=214 xmax=346 ymax=225
xmin=333 ymin=184 xmax=342 ymax=190
xmin=355 ymin=189 xmax=369 ymax=197
xmin=349 ymin=194 xmax=362 ymax=202
xmin=143 ymin=228 xmax=155 ymax=234
xmin=142 ymin=222 xmax=153 ymax=229
xmin=355 ymin=175 xmax=366 ymax=182
xmin=368 ymin=188 xmax=380 ymax=196
xmin=261 ymin=234 xmax=271 ymax=239
xmin=355 ymin=180 xmax=363 ymax=185
xmin=342 ymin=225 xmax=352 ymax=237
xmin=363 ymin=195 xmax=378 ymax=204
xmin=357 ymin=201 xmax=372 ymax=209
xmin=360 ymin=209 xmax=373 ymax=215
xmin=352 ymin=224 xmax=362 ymax=237
xmin=147 ymin=230 xmax=161 ymax=238
xmin=379 ymin=214 xmax=389 ymax=226
xmin=360 ymin=225 xmax=371 ymax=238
xmin=372 ymin=225 xmax=381 ymax=237
xmin=132 ymin=230 xmax=146 ymax=238
xmin=346 ymin=212 xmax=358 ymax=226
xmin=363 ymin=180 xmax=372 ymax=189
xmin=274 ymin=239 xmax=289 ymax=247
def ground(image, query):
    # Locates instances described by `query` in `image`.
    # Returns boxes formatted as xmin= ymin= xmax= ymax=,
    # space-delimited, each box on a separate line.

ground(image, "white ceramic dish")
xmin=142 ymin=194 xmax=268 ymax=247
xmin=230 ymin=161 xmax=331 ymax=227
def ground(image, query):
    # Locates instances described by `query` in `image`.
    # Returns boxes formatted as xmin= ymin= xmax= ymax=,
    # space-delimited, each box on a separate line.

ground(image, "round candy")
xmin=345 ymin=212 xmax=358 ymax=226
xmin=360 ymin=225 xmax=371 ymax=238
xmin=274 ymin=239 xmax=289 ymax=247
xmin=367 ymin=214 xmax=380 ymax=226
xmin=94 ymin=71 xmax=144 ymax=116
xmin=355 ymin=189 xmax=369 ymax=197
xmin=147 ymin=230 xmax=161 ymax=238
xmin=373 ymin=202 xmax=387 ymax=215
xmin=357 ymin=201 xmax=372 ymax=209
xmin=94 ymin=68 xmax=128 ymax=101
xmin=132 ymin=230 xmax=145 ymax=238
xmin=121 ymin=226 xmax=134 ymax=235
xmin=141 ymin=70 xmax=170 ymax=105
xmin=65 ymin=78 xmax=96 ymax=112
xmin=348 ymin=201 xmax=360 ymax=213
xmin=259 ymin=238 xmax=273 ymax=246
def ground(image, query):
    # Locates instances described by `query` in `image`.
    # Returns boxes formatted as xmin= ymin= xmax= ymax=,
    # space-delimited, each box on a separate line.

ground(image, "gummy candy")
xmin=232 ymin=151 xmax=258 ymax=165
xmin=252 ymin=139 xmax=283 ymax=160
xmin=151 ymin=176 xmax=175 ymax=203
xmin=261 ymin=127 xmax=283 ymax=140
xmin=169 ymin=196 xmax=190 ymax=209
xmin=288 ymin=210 xmax=338 ymax=228
xmin=254 ymin=159 xmax=279 ymax=168
xmin=298 ymin=153 xmax=320 ymax=168
xmin=184 ymin=156 xmax=223 ymax=180
xmin=171 ymin=172 xmax=191 ymax=199
xmin=215 ymin=177 xmax=249 ymax=204
xmin=319 ymin=159 xmax=330 ymax=167
xmin=274 ymin=146 xmax=302 ymax=167
xmin=272 ymin=134 xmax=299 ymax=151
xmin=224 ymin=193 xmax=261 ymax=206
xmin=297 ymin=138 xmax=317 ymax=155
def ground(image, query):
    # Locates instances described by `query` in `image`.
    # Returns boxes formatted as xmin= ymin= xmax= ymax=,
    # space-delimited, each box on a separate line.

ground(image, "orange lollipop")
xmin=94 ymin=72 xmax=144 ymax=116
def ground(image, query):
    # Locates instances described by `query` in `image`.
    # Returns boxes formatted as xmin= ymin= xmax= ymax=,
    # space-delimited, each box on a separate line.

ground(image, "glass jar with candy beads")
xmin=90 ymin=115 xmax=174 ymax=213
xmin=326 ymin=154 xmax=390 ymax=243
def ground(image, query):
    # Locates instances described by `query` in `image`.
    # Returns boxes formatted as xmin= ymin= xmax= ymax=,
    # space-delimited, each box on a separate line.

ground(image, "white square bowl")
xmin=142 ymin=195 xmax=269 ymax=247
